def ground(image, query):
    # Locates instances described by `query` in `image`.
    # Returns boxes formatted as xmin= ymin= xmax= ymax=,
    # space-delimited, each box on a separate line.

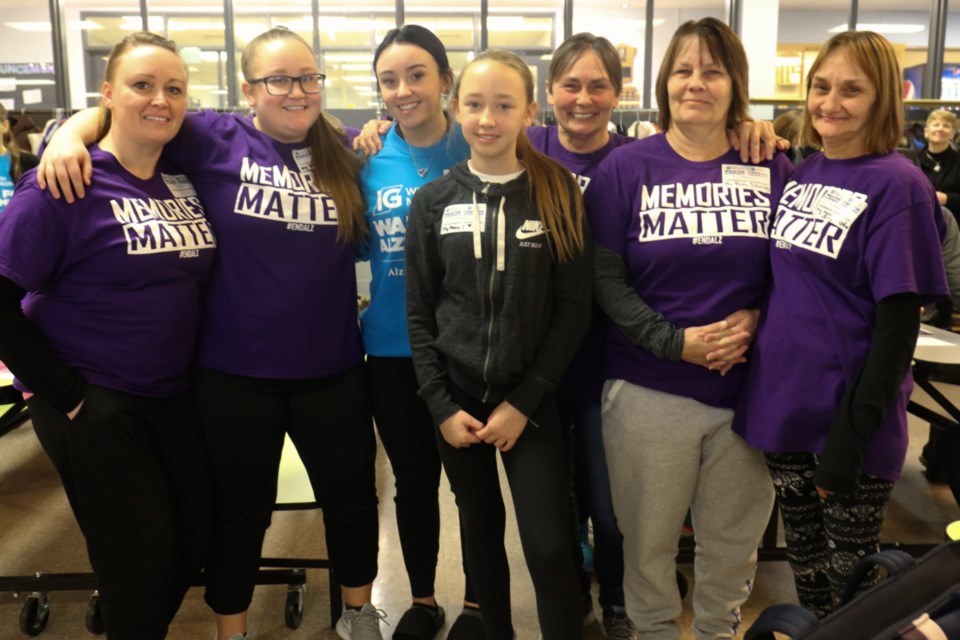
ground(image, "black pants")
xmin=764 ymin=452 xmax=894 ymax=618
xmin=196 ymin=364 xmax=379 ymax=615
xmin=368 ymin=356 xmax=476 ymax=603
xmin=28 ymin=386 xmax=213 ymax=640
xmin=438 ymin=385 xmax=582 ymax=640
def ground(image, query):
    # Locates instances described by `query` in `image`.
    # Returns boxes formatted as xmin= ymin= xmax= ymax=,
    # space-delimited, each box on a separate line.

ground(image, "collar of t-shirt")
xmin=468 ymin=160 xmax=525 ymax=184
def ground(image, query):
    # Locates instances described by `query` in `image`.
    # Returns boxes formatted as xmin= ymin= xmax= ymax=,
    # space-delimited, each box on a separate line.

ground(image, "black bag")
xmin=745 ymin=542 xmax=960 ymax=639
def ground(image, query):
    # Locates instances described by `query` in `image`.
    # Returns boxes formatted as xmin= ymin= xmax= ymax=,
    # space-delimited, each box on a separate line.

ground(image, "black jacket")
xmin=919 ymin=145 xmax=960 ymax=215
xmin=405 ymin=162 xmax=592 ymax=425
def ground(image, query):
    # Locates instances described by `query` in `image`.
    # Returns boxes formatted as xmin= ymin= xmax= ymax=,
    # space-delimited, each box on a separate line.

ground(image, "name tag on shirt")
xmin=162 ymin=173 xmax=198 ymax=199
xmin=722 ymin=164 xmax=770 ymax=193
xmin=441 ymin=203 xmax=487 ymax=235
xmin=292 ymin=148 xmax=313 ymax=174
xmin=812 ymin=186 xmax=868 ymax=229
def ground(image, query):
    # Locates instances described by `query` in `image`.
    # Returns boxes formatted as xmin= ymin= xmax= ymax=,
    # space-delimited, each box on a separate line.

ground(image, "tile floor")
xmin=0 ymin=395 xmax=956 ymax=640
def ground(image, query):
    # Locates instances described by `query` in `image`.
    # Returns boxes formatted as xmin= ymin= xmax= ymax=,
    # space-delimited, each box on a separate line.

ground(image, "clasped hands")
xmin=439 ymin=401 xmax=528 ymax=451
xmin=681 ymin=308 xmax=760 ymax=376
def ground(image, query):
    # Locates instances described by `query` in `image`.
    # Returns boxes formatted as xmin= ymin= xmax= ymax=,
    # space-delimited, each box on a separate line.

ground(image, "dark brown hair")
xmin=801 ymin=30 xmax=903 ymax=155
xmin=655 ymin=17 xmax=750 ymax=132
xmin=0 ymin=103 xmax=26 ymax=182
xmin=97 ymin=32 xmax=180 ymax=141
xmin=454 ymin=50 xmax=585 ymax=263
xmin=243 ymin=27 xmax=365 ymax=243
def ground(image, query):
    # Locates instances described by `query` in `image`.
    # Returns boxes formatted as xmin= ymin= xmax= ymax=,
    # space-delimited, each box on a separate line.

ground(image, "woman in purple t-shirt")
xmin=734 ymin=31 xmax=949 ymax=617
xmin=0 ymin=33 xmax=216 ymax=639
xmin=37 ymin=27 xmax=382 ymax=640
xmin=585 ymin=18 xmax=793 ymax=638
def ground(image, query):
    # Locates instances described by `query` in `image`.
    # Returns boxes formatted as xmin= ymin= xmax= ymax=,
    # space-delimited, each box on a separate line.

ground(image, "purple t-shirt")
xmin=733 ymin=152 xmax=949 ymax=481
xmin=586 ymin=133 xmax=794 ymax=409
xmin=163 ymin=110 xmax=363 ymax=378
xmin=0 ymin=146 xmax=216 ymax=396
xmin=527 ymin=125 xmax=636 ymax=404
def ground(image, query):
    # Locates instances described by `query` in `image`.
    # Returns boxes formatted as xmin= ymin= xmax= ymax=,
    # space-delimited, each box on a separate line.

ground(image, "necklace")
xmin=402 ymin=137 xmax=440 ymax=178
xmin=925 ymin=149 xmax=942 ymax=173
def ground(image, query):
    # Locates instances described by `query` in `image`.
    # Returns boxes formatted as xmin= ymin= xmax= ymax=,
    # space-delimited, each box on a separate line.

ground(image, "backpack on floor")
xmin=745 ymin=542 xmax=960 ymax=640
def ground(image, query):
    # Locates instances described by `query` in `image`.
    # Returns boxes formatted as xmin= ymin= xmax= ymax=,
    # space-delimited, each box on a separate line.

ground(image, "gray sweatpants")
xmin=601 ymin=380 xmax=774 ymax=640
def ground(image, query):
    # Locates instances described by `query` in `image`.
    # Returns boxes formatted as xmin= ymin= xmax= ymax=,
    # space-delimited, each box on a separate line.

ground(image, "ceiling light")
xmin=828 ymin=23 xmax=924 ymax=34
xmin=5 ymin=20 xmax=102 ymax=32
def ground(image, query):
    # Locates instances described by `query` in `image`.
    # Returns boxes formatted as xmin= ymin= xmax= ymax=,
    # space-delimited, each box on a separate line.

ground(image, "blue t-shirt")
xmin=0 ymin=154 xmax=14 ymax=213
xmin=358 ymin=123 xmax=469 ymax=357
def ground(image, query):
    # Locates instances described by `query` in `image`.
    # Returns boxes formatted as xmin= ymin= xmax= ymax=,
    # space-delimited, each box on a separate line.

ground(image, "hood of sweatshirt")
xmin=449 ymin=161 xmax=530 ymax=271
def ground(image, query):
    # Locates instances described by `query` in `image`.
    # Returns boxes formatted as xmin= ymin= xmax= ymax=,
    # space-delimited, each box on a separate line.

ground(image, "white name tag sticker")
xmin=292 ymin=148 xmax=313 ymax=174
xmin=722 ymin=164 xmax=770 ymax=193
xmin=441 ymin=203 xmax=486 ymax=235
xmin=161 ymin=173 xmax=198 ymax=199
xmin=812 ymin=186 xmax=868 ymax=229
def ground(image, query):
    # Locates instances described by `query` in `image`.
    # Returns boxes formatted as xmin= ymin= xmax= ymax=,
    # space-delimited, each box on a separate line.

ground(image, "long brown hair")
xmin=454 ymin=50 xmax=585 ymax=263
xmin=801 ymin=31 xmax=902 ymax=155
xmin=242 ymin=27 xmax=365 ymax=243
xmin=0 ymin=103 xmax=26 ymax=182
xmin=97 ymin=32 xmax=181 ymax=142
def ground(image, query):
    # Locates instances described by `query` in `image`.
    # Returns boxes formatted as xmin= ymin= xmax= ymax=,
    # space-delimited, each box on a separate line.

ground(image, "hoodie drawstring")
xmin=472 ymin=190 xmax=483 ymax=260
xmin=496 ymin=198 xmax=505 ymax=272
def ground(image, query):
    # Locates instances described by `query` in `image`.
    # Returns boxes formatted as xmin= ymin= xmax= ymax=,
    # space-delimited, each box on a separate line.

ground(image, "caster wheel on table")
xmin=85 ymin=591 xmax=105 ymax=635
xmin=19 ymin=593 xmax=50 ymax=637
xmin=284 ymin=584 xmax=305 ymax=629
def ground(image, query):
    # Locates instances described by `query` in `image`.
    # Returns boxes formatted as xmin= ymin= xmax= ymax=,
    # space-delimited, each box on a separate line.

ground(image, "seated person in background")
xmin=920 ymin=110 xmax=960 ymax=216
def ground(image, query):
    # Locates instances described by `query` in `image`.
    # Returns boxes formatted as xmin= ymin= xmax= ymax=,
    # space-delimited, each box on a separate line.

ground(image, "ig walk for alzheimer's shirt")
xmin=585 ymin=133 xmax=794 ymax=409
xmin=163 ymin=111 xmax=363 ymax=379
xmin=734 ymin=151 xmax=949 ymax=481
xmin=0 ymin=145 xmax=216 ymax=396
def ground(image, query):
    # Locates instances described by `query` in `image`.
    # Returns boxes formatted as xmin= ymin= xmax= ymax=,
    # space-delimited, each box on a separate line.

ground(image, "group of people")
xmin=0 ymin=14 xmax=948 ymax=640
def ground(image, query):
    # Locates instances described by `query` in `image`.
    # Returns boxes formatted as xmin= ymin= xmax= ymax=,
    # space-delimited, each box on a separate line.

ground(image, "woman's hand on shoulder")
xmin=37 ymin=138 xmax=92 ymax=203
xmin=729 ymin=120 xmax=790 ymax=164
xmin=352 ymin=119 xmax=393 ymax=157
xmin=476 ymin=401 xmax=528 ymax=452
xmin=438 ymin=409 xmax=484 ymax=448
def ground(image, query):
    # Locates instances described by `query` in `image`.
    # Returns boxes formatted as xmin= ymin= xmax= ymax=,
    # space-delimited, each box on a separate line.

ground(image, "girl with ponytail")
xmin=0 ymin=103 xmax=38 ymax=213
xmin=404 ymin=49 xmax=592 ymax=640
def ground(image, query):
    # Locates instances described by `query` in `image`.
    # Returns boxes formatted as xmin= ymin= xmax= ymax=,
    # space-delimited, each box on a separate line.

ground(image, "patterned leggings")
xmin=764 ymin=452 xmax=894 ymax=618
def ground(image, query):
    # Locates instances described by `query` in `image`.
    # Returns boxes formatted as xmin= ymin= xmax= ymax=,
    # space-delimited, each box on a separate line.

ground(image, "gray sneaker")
xmin=336 ymin=604 xmax=386 ymax=640
xmin=601 ymin=610 xmax=636 ymax=640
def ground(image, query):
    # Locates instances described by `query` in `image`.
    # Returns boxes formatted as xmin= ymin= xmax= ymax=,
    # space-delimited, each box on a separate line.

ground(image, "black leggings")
xmin=765 ymin=452 xmax=894 ymax=618
xmin=29 ymin=387 xmax=213 ymax=640
xmin=438 ymin=385 xmax=582 ymax=640
xmin=368 ymin=356 xmax=476 ymax=603
xmin=196 ymin=364 xmax=379 ymax=615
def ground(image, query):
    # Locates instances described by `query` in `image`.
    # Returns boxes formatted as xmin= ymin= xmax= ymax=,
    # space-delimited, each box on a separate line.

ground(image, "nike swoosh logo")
xmin=516 ymin=229 xmax=546 ymax=239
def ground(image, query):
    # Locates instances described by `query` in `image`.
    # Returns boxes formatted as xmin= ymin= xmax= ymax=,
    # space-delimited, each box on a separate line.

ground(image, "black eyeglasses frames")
xmin=248 ymin=73 xmax=326 ymax=95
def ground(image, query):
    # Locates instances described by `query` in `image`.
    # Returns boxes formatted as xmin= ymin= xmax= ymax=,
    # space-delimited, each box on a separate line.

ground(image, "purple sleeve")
xmin=0 ymin=182 xmax=65 ymax=291
xmin=584 ymin=155 xmax=629 ymax=255
xmin=160 ymin=110 xmax=220 ymax=173
xmin=865 ymin=184 xmax=948 ymax=304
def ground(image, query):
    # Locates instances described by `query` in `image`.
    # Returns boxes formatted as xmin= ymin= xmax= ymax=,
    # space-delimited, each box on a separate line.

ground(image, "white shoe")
xmin=336 ymin=604 xmax=386 ymax=640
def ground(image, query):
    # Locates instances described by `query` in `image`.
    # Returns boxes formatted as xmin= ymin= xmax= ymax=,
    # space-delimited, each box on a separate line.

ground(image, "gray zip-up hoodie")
xmin=405 ymin=161 xmax=593 ymax=426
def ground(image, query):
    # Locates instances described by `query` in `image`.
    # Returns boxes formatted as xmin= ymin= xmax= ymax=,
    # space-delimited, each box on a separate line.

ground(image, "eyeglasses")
xmin=248 ymin=73 xmax=326 ymax=96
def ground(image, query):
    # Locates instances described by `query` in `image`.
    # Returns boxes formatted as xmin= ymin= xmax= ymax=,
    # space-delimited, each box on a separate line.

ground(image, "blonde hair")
xmin=243 ymin=27 xmax=366 ymax=244
xmin=454 ymin=50 xmax=585 ymax=263
xmin=0 ymin=103 xmax=26 ymax=182
xmin=97 ymin=32 xmax=181 ymax=141
xmin=926 ymin=109 xmax=958 ymax=129
xmin=802 ymin=31 xmax=902 ymax=154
